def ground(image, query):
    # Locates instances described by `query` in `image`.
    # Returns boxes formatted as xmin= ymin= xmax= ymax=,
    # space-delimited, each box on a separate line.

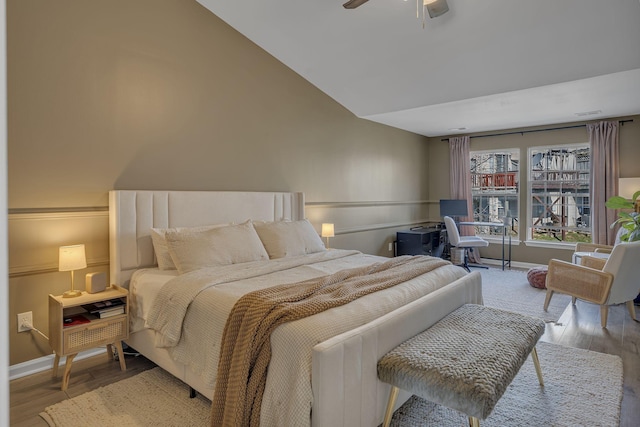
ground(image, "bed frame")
xmin=109 ymin=190 xmax=482 ymax=427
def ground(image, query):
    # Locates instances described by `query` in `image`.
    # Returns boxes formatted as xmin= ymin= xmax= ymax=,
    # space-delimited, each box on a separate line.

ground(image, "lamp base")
xmin=62 ymin=289 xmax=83 ymax=298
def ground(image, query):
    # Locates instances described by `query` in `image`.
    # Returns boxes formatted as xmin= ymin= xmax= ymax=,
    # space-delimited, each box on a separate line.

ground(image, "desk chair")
xmin=444 ymin=216 xmax=489 ymax=272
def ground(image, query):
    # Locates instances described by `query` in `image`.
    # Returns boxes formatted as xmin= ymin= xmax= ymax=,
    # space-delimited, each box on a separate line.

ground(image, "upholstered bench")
xmin=377 ymin=304 xmax=545 ymax=427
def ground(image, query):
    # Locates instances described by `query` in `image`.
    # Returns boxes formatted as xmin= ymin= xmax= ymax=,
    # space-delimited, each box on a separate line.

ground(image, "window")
xmin=528 ymin=144 xmax=591 ymax=243
xmin=470 ymin=149 xmax=519 ymax=238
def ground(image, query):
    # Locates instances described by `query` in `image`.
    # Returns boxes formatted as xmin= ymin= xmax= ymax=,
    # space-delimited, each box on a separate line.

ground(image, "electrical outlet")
xmin=17 ymin=311 xmax=33 ymax=333
xmin=388 ymin=242 xmax=393 ymax=252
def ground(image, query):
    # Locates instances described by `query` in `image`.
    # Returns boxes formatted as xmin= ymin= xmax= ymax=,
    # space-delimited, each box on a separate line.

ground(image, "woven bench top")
xmin=377 ymin=304 xmax=545 ymax=420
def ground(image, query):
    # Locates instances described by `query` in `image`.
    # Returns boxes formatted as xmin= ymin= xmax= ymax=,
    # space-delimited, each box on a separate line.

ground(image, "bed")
xmin=108 ymin=190 xmax=483 ymax=427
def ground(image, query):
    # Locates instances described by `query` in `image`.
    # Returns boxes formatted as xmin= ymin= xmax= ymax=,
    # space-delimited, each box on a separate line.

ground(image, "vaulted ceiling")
xmin=196 ymin=0 xmax=640 ymax=136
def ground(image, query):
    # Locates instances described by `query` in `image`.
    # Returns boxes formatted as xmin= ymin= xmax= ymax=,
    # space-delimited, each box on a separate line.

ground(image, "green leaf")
xmin=606 ymin=193 xmax=639 ymax=240
xmin=617 ymin=211 xmax=634 ymax=221
xmin=605 ymin=196 xmax=634 ymax=209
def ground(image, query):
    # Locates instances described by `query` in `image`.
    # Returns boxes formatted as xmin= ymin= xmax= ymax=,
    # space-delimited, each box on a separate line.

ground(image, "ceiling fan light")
xmin=426 ymin=0 xmax=449 ymax=18
xmin=342 ymin=0 xmax=369 ymax=9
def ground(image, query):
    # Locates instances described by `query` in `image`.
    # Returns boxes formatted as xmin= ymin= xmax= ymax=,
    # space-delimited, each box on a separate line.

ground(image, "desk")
xmin=459 ymin=219 xmax=513 ymax=270
xmin=396 ymin=228 xmax=441 ymax=257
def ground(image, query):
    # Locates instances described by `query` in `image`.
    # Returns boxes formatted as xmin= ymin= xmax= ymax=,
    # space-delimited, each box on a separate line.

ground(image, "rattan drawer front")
xmin=63 ymin=317 xmax=127 ymax=354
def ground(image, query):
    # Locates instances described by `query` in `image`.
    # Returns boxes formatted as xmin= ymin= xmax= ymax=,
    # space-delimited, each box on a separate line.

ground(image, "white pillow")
xmin=254 ymin=219 xmax=326 ymax=259
xmin=150 ymin=224 xmax=227 ymax=270
xmin=165 ymin=221 xmax=269 ymax=274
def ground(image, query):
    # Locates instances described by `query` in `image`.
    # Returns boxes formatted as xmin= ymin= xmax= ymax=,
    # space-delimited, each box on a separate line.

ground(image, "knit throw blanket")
xmin=210 ymin=255 xmax=450 ymax=427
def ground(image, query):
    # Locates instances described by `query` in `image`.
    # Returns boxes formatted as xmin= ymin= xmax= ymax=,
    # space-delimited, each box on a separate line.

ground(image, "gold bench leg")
xmin=382 ymin=385 xmax=400 ymax=427
xmin=530 ymin=346 xmax=544 ymax=386
xmin=469 ymin=416 xmax=480 ymax=427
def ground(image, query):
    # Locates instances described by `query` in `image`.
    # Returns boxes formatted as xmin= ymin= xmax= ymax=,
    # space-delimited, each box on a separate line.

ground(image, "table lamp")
xmin=59 ymin=244 xmax=87 ymax=298
xmin=619 ymin=177 xmax=640 ymax=213
xmin=321 ymin=223 xmax=334 ymax=249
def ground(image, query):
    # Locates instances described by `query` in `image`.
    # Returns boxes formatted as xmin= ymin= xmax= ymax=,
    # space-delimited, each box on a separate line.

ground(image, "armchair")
xmin=544 ymin=241 xmax=640 ymax=328
xmin=572 ymin=228 xmax=625 ymax=267
xmin=573 ymin=227 xmax=627 ymax=255
xmin=574 ymin=242 xmax=613 ymax=254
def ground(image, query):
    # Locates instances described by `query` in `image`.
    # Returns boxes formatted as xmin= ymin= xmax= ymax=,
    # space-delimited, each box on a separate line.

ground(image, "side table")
xmin=48 ymin=285 xmax=129 ymax=390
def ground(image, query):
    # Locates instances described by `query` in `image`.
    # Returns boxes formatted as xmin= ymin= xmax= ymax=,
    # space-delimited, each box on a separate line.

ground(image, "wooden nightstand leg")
xmin=61 ymin=353 xmax=77 ymax=391
xmin=106 ymin=343 xmax=114 ymax=361
xmin=52 ymin=353 xmax=60 ymax=378
xmin=114 ymin=341 xmax=127 ymax=371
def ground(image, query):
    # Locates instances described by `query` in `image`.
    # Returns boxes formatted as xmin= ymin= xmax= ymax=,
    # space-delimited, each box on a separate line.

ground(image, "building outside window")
xmin=528 ymin=144 xmax=591 ymax=243
xmin=470 ymin=149 xmax=519 ymax=239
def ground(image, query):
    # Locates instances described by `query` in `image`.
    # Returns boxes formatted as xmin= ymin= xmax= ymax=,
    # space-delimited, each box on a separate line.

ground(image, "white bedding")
xmin=129 ymin=268 xmax=178 ymax=333
xmin=134 ymin=249 xmax=467 ymax=427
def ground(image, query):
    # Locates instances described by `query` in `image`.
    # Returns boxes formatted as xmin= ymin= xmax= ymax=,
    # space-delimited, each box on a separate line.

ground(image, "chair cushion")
xmin=458 ymin=236 xmax=490 ymax=247
xmin=527 ymin=266 xmax=548 ymax=289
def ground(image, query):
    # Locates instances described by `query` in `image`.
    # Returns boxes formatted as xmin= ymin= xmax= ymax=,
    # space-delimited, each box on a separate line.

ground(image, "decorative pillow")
xmin=254 ymin=219 xmax=326 ymax=259
xmin=164 ymin=221 xmax=269 ymax=274
xmin=527 ymin=266 xmax=548 ymax=289
xmin=150 ymin=224 xmax=227 ymax=270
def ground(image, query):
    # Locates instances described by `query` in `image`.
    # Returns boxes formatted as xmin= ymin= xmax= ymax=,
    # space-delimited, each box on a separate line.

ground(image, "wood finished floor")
xmin=10 ymin=300 xmax=640 ymax=426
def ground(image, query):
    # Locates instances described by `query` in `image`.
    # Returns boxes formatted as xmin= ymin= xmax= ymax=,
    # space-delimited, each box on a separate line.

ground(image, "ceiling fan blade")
xmin=343 ymin=0 xmax=370 ymax=9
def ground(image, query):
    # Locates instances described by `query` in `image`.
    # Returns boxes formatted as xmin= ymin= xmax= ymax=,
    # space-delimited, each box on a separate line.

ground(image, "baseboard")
xmin=9 ymin=348 xmax=106 ymax=381
xmin=480 ymin=258 xmax=545 ymax=270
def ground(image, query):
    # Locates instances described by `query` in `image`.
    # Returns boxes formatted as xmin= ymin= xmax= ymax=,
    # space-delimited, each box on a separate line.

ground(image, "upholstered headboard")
xmin=108 ymin=190 xmax=305 ymax=286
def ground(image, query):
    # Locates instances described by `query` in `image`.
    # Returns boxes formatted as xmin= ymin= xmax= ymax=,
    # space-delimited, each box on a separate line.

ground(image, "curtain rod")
xmin=440 ymin=119 xmax=634 ymax=142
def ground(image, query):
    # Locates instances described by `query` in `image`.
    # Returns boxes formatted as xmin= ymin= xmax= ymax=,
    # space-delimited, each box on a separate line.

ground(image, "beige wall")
xmin=8 ymin=0 xmax=640 ymax=367
xmin=7 ymin=0 xmax=431 ymax=364
xmin=427 ymin=116 xmax=640 ymax=265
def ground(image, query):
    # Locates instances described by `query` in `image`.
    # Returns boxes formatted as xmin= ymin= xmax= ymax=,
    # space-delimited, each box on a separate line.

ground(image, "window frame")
xmin=469 ymin=148 xmax=520 ymax=242
xmin=526 ymin=143 xmax=591 ymax=246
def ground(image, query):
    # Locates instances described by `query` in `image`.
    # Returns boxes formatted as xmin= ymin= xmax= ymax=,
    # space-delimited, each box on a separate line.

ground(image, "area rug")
xmin=480 ymin=267 xmax=571 ymax=323
xmin=40 ymin=367 xmax=210 ymax=427
xmin=389 ymin=341 xmax=623 ymax=426
xmin=40 ymin=342 xmax=622 ymax=427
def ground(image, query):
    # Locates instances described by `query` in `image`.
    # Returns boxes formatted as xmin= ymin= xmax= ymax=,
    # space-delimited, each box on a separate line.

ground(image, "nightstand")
xmin=48 ymin=285 xmax=129 ymax=391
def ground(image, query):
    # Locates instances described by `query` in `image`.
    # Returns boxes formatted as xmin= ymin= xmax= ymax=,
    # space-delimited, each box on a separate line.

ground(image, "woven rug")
xmin=389 ymin=341 xmax=623 ymax=426
xmin=40 ymin=368 xmax=210 ymax=427
xmin=40 ymin=342 xmax=622 ymax=427
xmin=479 ymin=267 xmax=571 ymax=323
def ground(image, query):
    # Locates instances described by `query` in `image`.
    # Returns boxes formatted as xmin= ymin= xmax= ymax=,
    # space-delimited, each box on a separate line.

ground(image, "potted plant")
xmin=605 ymin=190 xmax=640 ymax=242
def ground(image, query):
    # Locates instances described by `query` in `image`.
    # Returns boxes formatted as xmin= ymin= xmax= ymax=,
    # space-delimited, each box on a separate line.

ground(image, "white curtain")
xmin=587 ymin=121 xmax=619 ymax=246
xmin=449 ymin=136 xmax=474 ymax=232
xmin=449 ymin=136 xmax=481 ymax=262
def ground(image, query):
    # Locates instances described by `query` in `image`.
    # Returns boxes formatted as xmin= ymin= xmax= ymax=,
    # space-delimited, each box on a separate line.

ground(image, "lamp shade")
xmin=59 ymin=244 xmax=87 ymax=272
xmin=619 ymin=177 xmax=640 ymax=200
xmin=321 ymin=223 xmax=335 ymax=238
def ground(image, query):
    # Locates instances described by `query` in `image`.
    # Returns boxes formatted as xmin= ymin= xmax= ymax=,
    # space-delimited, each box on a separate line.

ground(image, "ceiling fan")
xmin=343 ymin=0 xmax=450 ymax=19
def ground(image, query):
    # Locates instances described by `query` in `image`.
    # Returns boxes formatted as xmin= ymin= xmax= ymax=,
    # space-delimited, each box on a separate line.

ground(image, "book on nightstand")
xmin=96 ymin=306 xmax=125 ymax=318
xmin=63 ymin=314 xmax=91 ymax=327
xmin=82 ymin=298 xmax=124 ymax=314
